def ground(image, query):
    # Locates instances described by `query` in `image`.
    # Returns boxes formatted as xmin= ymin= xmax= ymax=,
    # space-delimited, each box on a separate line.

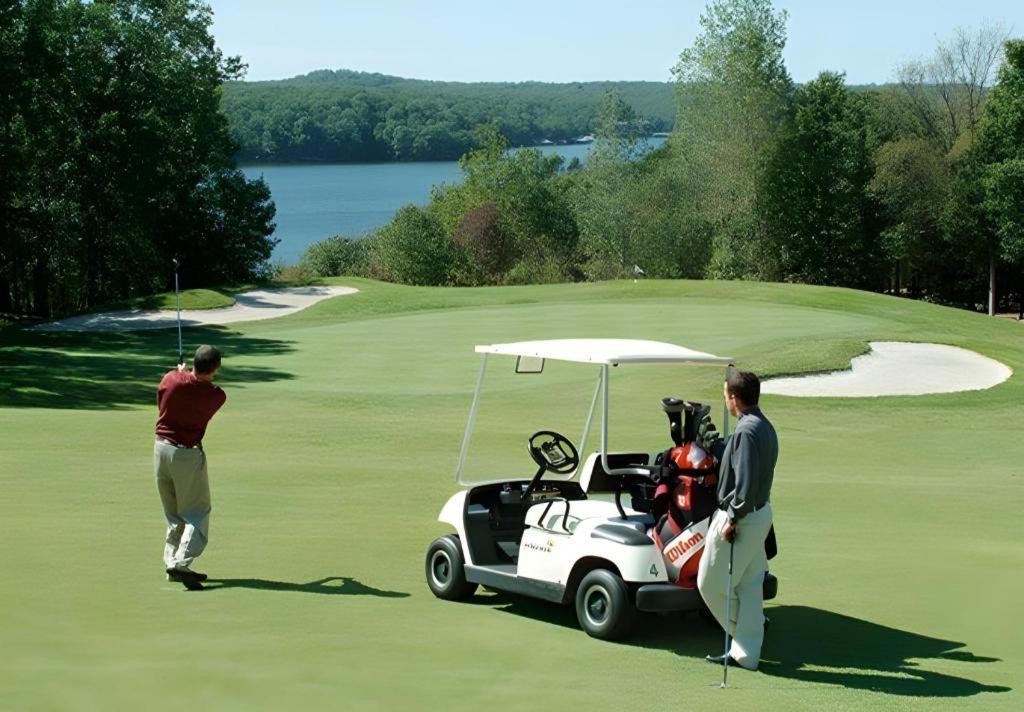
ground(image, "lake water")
xmin=241 ymin=137 xmax=667 ymax=263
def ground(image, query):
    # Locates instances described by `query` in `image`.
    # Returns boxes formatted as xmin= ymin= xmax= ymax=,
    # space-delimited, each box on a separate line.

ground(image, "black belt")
xmin=156 ymin=436 xmax=202 ymax=450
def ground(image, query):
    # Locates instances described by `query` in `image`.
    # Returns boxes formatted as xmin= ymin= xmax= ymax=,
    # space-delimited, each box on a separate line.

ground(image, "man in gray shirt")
xmin=697 ymin=369 xmax=778 ymax=671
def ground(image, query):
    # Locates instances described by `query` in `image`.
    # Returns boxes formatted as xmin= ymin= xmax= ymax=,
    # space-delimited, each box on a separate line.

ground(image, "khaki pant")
xmin=153 ymin=440 xmax=211 ymax=571
xmin=697 ymin=503 xmax=773 ymax=670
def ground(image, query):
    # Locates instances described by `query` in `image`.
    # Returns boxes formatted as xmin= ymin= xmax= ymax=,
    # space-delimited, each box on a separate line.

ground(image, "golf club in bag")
xmin=173 ymin=258 xmax=183 ymax=366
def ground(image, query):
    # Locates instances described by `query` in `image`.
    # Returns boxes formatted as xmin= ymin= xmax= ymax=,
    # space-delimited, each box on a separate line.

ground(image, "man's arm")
xmin=210 ymin=387 xmax=227 ymax=416
xmin=726 ymin=429 xmax=758 ymax=523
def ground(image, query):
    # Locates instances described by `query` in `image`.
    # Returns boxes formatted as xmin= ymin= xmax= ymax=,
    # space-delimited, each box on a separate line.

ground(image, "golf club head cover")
xmin=661 ymin=396 xmax=686 ymax=446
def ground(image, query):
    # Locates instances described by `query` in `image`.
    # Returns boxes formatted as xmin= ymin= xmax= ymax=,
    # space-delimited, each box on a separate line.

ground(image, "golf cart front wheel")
xmin=575 ymin=569 xmax=635 ymax=640
xmin=425 ymin=535 xmax=477 ymax=601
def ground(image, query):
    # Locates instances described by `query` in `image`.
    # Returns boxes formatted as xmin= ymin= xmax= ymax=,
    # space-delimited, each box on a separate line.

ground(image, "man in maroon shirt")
xmin=154 ymin=345 xmax=227 ymax=589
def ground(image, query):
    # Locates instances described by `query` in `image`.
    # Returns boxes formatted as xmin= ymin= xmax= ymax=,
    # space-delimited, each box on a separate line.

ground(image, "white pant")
xmin=697 ymin=503 xmax=773 ymax=670
xmin=154 ymin=440 xmax=211 ymax=570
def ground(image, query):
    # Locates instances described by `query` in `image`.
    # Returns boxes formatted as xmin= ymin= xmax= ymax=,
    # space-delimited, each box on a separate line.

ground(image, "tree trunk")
xmin=988 ymin=254 xmax=996 ymax=316
xmin=894 ymin=260 xmax=901 ymax=296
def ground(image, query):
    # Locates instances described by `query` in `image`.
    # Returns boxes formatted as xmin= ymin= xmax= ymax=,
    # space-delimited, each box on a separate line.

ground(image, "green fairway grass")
xmin=0 ymin=278 xmax=1020 ymax=710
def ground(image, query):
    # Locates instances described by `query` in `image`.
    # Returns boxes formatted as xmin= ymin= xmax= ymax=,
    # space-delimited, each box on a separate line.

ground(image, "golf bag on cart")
xmin=648 ymin=398 xmax=720 ymax=589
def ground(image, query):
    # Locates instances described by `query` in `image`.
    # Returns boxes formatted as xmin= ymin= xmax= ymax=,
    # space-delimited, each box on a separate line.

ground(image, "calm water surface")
xmin=243 ymin=138 xmax=667 ymax=263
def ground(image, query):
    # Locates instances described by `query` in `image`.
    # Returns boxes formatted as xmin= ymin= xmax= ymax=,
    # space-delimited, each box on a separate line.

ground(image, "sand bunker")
xmin=762 ymin=342 xmax=1012 ymax=397
xmin=34 ymin=285 xmax=358 ymax=332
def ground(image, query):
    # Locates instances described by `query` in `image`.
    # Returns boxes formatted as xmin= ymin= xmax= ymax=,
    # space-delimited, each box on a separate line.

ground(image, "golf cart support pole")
xmin=455 ymin=354 xmax=488 ymax=482
xmin=723 ymin=364 xmax=734 ymax=438
xmin=574 ymin=371 xmax=604 ymax=476
xmin=599 ymin=364 xmax=611 ymax=476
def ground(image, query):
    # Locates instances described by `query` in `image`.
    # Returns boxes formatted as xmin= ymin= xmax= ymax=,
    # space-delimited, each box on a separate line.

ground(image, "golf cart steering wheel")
xmin=521 ymin=431 xmax=579 ymax=502
xmin=528 ymin=430 xmax=580 ymax=475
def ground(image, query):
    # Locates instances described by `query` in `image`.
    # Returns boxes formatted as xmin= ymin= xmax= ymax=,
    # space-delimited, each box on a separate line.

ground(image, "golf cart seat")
xmin=579 ymin=452 xmax=653 ymax=493
xmin=525 ymin=499 xmax=650 ymax=534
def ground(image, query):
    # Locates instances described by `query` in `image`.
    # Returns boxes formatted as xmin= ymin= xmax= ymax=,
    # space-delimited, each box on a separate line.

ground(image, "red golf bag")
xmin=649 ymin=399 xmax=720 ymax=589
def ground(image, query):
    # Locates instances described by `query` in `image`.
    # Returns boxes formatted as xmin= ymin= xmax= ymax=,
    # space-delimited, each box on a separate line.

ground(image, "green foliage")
xmin=300 ymin=235 xmax=373 ymax=278
xmin=504 ymin=247 xmax=572 ymax=285
xmin=432 ymin=125 xmax=579 ymax=275
xmin=976 ymin=40 xmax=1024 ymax=264
xmin=591 ymin=90 xmax=648 ymax=165
xmin=374 ymin=206 xmax=454 ymax=285
xmin=983 ymin=159 xmax=1024 ymax=262
xmin=671 ymin=0 xmax=794 ymax=279
xmin=0 ymin=0 xmax=276 ymax=317
xmin=762 ymin=72 xmax=880 ymax=288
xmin=868 ymin=138 xmax=950 ymax=271
xmin=451 ymin=204 xmax=512 ymax=285
xmin=571 ymin=91 xmax=670 ymax=280
xmin=221 ymin=72 xmax=675 ymax=163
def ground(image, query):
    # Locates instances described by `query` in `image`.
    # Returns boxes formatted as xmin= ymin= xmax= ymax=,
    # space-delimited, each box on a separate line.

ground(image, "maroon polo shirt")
xmin=155 ymin=369 xmax=227 ymax=447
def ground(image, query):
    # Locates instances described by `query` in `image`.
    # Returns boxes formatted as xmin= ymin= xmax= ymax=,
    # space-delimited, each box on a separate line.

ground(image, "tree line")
xmin=221 ymin=71 xmax=677 ymax=163
xmin=0 ymin=0 xmax=276 ymax=318
xmin=302 ymin=1 xmax=1024 ymax=315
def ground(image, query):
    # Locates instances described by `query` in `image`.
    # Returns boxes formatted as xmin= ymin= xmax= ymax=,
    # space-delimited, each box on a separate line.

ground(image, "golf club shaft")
xmin=722 ymin=532 xmax=734 ymax=688
xmin=174 ymin=268 xmax=183 ymax=366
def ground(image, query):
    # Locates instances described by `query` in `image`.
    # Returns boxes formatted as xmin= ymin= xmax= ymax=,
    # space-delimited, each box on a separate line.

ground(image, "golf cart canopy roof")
xmin=475 ymin=339 xmax=732 ymax=366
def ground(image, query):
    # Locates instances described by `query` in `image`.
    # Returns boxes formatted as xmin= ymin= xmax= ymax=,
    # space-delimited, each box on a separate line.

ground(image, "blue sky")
xmin=207 ymin=0 xmax=1023 ymax=84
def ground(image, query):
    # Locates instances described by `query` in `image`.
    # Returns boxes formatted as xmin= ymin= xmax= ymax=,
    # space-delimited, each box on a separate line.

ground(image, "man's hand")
xmin=177 ymin=363 xmax=187 ymax=372
xmin=722 ymin=520 xmax=737 ymax=543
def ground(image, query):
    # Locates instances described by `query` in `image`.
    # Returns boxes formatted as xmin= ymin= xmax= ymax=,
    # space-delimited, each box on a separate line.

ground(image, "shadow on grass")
xmin=0 ymin=323 xmax=296 ymax=409
xmin=200 ymin=576 xmax=409 ymax=598
xmin=475 ymin=594 xmax=1008 ymax=698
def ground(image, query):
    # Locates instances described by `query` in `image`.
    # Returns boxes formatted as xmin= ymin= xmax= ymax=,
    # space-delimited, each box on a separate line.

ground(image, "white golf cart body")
xmin=430 ymin=339 xmax=768 ymax=637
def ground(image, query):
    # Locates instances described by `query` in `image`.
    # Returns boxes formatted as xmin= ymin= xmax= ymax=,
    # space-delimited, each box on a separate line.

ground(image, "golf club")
xmin=722 ymin=534 xmax=734 ymax=688
xmin=173 ymin=257 xmax=183 ymax=366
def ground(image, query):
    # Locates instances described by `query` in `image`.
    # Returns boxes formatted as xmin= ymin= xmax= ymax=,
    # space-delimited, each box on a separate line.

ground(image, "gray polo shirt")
xmin=717 ymin=406 xmax=778 ymax=522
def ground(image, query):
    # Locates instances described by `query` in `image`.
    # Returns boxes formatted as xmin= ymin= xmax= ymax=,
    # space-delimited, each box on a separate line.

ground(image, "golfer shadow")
xmin=755 ymin=605 xmax=1009 ymax=698
xmin=200 ymin=576 xmax=409 ymax=598
xmin=484 ymin=596 xmax=1008 ymax=699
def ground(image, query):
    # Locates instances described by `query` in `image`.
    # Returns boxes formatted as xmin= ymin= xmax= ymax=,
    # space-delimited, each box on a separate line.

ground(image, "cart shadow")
xmin=199 ymin=576 xmax=409 ymax=598
xmin=479 ymin=595 xmax=1009 ymax=699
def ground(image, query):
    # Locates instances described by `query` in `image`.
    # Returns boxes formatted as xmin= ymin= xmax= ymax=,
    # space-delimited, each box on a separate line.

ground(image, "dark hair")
xmin=726 ymin=369 xmax=760 ymax=406
xmin=193 ymin=345 xmax=222 ymax=374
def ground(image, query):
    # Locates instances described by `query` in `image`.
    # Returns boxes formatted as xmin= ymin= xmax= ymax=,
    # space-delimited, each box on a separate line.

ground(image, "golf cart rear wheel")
xmin=574 ymin=569 xmax=635 ymax=640
xmin=425 ymin=535 xmax=477 ymax=601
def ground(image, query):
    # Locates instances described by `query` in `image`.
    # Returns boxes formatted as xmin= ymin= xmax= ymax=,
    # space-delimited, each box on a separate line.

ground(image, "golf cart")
xmin=425 ymin=339 xmax=778 ymax=640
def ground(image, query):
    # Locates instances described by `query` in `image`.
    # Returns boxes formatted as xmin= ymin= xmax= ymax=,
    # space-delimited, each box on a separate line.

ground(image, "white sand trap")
xmin=762 ymin=342 xmax=1012 ymax=397
xmin=33 ymin=285 xmax=358 ymax=332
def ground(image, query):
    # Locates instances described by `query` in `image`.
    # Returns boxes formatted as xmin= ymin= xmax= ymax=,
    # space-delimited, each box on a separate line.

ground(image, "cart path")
xmin=32 ymin=285 xmax=359 ymax=332
xmin=762 ymin=342 xmax=1012 ymax=397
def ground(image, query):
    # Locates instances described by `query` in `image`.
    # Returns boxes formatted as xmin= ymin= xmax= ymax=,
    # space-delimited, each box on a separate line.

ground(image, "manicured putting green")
xmin=0 ymin=278 xmax=1020 ymax=710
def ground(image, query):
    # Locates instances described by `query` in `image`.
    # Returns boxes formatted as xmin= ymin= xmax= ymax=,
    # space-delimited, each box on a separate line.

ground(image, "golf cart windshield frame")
xmin=455 ymin=341 xmax=735 ymax=485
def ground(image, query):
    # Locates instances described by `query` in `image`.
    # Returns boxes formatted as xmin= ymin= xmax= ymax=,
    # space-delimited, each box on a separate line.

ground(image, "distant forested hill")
xmin=221 ymin=70 xmax=676 ymax=163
